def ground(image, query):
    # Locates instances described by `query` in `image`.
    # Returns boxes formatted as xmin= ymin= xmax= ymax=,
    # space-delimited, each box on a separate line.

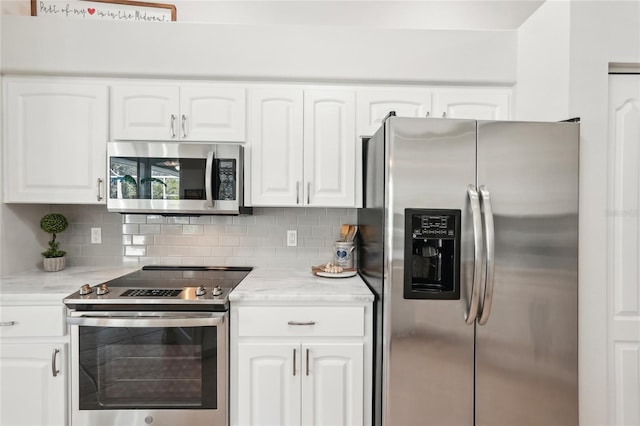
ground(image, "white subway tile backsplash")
xmin=56 ymin=206 xmax=357 ymax=269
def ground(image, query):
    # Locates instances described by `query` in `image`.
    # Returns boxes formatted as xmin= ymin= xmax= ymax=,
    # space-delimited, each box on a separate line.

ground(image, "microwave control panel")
xmin=216 ymin=159 xmax=236 ymax=200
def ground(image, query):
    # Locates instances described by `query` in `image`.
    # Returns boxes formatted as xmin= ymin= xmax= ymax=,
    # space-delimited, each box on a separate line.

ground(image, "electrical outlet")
xmin=287 ymin=230 xmax=297 ymax=247
xmin=91 ymin=227 xmax=102 ymax=244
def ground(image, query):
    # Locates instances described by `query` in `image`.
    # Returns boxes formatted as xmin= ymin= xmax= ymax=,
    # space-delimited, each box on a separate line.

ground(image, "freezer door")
xmin=384 ymin=117 xmax=477 ymax=426
xmin=475 ymin=121 xmax=579 ymax=426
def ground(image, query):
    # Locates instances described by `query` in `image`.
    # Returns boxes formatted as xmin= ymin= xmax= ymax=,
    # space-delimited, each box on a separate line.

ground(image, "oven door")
xmin=68 ymin=311 xmax=227 ymax=426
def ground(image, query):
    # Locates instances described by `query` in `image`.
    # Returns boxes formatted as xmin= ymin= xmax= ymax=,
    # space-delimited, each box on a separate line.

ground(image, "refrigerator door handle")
xmin=478 ymin=186 xmax=496 ymax=325
xmin=466 ymin=184 xmax=484 ymax=324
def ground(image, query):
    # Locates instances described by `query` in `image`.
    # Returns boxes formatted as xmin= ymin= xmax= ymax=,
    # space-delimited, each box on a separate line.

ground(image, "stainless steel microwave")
xmin=107 ymin=142 xmax=250 ymax=215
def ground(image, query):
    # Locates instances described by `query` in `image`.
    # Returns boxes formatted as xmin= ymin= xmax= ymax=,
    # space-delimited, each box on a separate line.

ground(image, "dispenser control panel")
xmin=404 ymin=209 xmax=461 ymax=300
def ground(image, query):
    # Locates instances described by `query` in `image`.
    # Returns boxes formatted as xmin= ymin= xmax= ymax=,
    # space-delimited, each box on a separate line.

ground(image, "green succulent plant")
xmin=40 ymin=213 xmax=68 ymax=258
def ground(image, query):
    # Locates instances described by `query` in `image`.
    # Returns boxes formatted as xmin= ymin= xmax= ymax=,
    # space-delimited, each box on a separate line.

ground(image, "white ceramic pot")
xmin=43 ymin=256 xmax=65 ymax=272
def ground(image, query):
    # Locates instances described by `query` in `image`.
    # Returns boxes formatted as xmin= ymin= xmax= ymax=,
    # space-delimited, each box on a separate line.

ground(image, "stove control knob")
xmin=195 ymin=286 xmax=206 ymax=297
xmin=96 ymin=284 xmax=110 ymax=295
xmin=79 ymin=284 xmax=93 ymax=295
xmin=212 ymin=285 xmax=223 ymax=297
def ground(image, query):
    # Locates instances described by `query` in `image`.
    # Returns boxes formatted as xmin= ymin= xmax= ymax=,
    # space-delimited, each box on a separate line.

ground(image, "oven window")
xmin=78 ymin=326 xmax=217 ymax=410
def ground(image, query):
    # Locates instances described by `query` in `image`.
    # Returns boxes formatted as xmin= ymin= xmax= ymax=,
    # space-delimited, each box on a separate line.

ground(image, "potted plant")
xmin=40 ymin=213 xmax=69 ymax=272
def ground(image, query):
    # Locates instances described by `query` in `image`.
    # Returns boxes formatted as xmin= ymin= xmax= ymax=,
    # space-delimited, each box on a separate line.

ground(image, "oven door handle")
xmin=67 ymin=312 xmax=226 ymax=328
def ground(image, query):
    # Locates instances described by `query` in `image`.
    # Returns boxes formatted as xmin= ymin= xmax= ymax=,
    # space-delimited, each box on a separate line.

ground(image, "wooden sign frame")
xmin=31 ymin=0 xmax=177 ymax=22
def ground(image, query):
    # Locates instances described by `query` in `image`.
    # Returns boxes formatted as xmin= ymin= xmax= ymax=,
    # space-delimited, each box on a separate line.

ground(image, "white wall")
xmin=0 ymin=16 xmax=517 ymax=84
xmin=568 ymin=2 xmax=639 ymax=425
xmin=515 ymin=0 xmax=571 ymax=121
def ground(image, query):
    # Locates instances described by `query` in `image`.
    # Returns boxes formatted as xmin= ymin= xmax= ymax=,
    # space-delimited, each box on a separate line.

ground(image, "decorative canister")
xmin=334 ymin=241 xmax=355 ymax=268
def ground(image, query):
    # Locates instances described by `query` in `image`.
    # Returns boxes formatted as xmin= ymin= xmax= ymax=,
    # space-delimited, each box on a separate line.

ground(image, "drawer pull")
xmin=287 ymin=321 xmax=316 ymax=326
xmin=0 ymin=321 xmax=16 ymax=326
xmin=51 ymin=348 xmax=60 ymax=377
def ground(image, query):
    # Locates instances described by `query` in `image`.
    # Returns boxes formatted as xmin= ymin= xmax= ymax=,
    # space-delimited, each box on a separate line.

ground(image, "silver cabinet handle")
xmin=293 ymin=348 xmax=297 ymax=376
xmin=0 ymin=321 xmax=16 ymax=326
xmin=96 ymin=178 xmax=104 ymax=201
xmin=170 ymin=114 xmax=177 ymax=138
xmin=306 ymin=348 xmax=310 ymax=376
xmin=51 ymin=348 xmax=60 ymax=377
xmin=478 ymin=185 xmax=495 ymax=326
xmin=181 ymin=114 xmax=188 ymax=138
xmin=287 ymin=321 xmax=316 ymax=326
xmin=306 ymin=182 xmax=311 ymax=205
xmin=466 ymin=185 xmax=484 ymax=325
xmin=296 ymin=182 xmax=301 ymax=205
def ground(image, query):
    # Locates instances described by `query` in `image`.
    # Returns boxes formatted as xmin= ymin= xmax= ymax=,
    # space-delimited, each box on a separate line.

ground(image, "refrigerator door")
xmin=384 ymin=117 xmax=477 ymax=426
xmin=475 ymin=121 xmax=579 ymax=426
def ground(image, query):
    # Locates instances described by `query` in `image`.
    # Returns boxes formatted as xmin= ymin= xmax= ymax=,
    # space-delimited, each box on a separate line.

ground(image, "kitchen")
xmin=1 ymin=1 xmax=639 ymax=426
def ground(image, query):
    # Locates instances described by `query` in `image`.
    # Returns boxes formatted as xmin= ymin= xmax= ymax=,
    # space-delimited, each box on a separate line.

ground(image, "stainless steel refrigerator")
xmin=357 ymin=116 xmax=579 ymax=426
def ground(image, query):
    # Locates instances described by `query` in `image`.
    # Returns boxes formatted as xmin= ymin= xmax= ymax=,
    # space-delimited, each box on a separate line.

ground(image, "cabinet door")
xmin=110 ymin=85 xmax=179 ymax=140
xmin=0 ymin=343 xmax=67 ymax=426
xmin=433 ymin=89 xmax=511 ymax=120
xmin=304 ymin=89 xmax=356 ymax=207
xmin=356 ymin=89 xmax=432 ymax=137
xmin=301 ymin=343 xmax=364 ymax=426
xmin=237 ymin=342 xmax=301 ymax=426
xmin=249 ymin=88 xmax=304 ymax=206
xmin=4 ymin=80 xmax=108 ymax=203
xmin=180 ymin=86 xmax=246 ymax=142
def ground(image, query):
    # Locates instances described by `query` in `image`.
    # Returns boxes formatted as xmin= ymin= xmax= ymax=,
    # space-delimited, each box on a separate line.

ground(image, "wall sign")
xmin=31 ymin=0 xmax=177 ymax=22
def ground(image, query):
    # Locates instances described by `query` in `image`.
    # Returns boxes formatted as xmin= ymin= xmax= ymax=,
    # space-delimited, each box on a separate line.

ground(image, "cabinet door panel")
xmin=0 ymin=343 xmax=66 ymax=426
xmin=249 ymin=88 xmax=304 ymax=206
xmin=302 ymin=343 xmax=364 ymax=426
xmin=434 ymin=90 xmax=511 ymax=120
xmin=237 ymin=342 xmax=301 ymax=426
xmin=180 ymin=86 xmax=246 ymax=142
xmin=110 ymin=85 xmax=179 ymax=140
xmin=357 ymin=89 xmax=432 ymax=136
xmin=4 ymin=81 xmax=108 ymax=203
xmin=304 ymin=89 xmax=356 ymax=207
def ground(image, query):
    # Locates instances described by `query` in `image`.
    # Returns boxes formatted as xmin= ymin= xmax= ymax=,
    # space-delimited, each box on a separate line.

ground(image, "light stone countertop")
xmin=0 ymin=266 xmax=139 ymax=304
xmin=229 ymin=267 xmax=374 ymax=303
xmin=0 ymin=266 xmax=374 ymax=305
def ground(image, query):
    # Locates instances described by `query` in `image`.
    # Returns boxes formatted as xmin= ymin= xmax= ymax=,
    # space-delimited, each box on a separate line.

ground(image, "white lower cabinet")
xmin=231 ymin=304 xmax=371 ymax=426
xmin=0 ymin=304 xmax=68 ymax=426
xmin=0 ymin=343 xmax=67 ymax=426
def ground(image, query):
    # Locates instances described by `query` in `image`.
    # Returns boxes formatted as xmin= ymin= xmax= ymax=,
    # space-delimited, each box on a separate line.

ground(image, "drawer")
xmin=0 ymin=305 xmax=66 ymax=338
xmin=238 ymin=306 xmax=364 ymax=337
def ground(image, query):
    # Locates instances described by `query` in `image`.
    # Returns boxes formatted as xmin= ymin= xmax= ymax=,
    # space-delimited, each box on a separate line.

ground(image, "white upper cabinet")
xmin=249 ymin=88 xmax=304 ymax=206
xmin=433 ymin=88 xmax=512 ymax=120
xmin=249 ymin=87 xmax=356 ymax=207
xmin=110 ymin=84 xmax=246 ymax=142
xmin=3 ymin=78 xmax=108 ymax=204
xmin=304 ymin=89 xmax=356 ymax=207
xmin=356 ymin=89 xmax=432 ymax=137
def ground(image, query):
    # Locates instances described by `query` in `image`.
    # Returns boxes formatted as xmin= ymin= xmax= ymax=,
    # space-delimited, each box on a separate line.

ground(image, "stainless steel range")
xmin=63 ymin=266 xmax=252 ymax=426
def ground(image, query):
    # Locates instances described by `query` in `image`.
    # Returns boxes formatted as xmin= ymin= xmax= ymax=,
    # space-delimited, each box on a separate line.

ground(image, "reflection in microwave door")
xmin=184 ymin=189 xmax=204 ymax=200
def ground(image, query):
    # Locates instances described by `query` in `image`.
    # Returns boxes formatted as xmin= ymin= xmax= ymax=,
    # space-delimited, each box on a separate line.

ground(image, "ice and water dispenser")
xmin=404 ymin=209 xmax=461 ymax=300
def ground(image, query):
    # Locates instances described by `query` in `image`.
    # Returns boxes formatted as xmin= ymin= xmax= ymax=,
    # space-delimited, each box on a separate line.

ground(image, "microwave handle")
xmin=206 ymin=151 xmax=215 ymax=208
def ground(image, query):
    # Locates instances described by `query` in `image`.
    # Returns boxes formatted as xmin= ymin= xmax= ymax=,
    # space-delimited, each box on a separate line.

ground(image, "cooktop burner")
xmin=63 ymin=266 xmax=253 ymax=312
